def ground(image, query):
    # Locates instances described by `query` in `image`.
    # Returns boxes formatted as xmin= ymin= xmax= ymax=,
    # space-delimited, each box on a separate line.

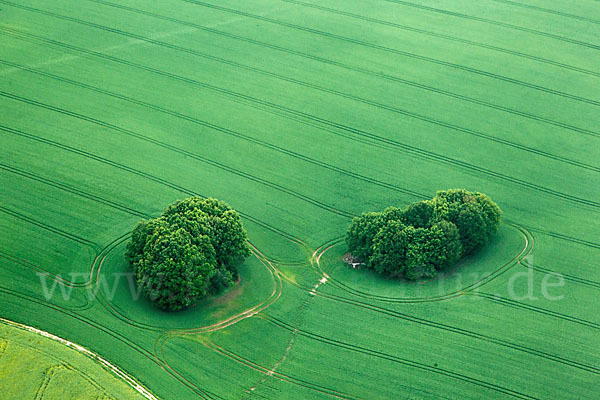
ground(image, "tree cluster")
xmin=346 ymin=189 xmax=501 ymax=280
xmin=126 ymin=197 xmax=251 ymax=311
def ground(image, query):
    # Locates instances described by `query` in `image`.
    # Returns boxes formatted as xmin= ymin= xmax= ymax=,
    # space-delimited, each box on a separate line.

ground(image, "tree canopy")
xmin=126 ymin=197 xmax=251 ymax=311
xmin=346 ymin=189 xmax=501 ymax=280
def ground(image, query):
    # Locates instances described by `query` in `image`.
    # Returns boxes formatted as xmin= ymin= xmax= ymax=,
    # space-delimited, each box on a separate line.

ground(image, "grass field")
xmin=0 ymin=320 xmax=145 ymax=399
xmin=0 ymin=0 xmax=598 ymax=398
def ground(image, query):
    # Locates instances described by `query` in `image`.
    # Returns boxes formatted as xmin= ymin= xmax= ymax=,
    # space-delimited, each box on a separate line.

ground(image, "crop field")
xmin=0 ymin=0 xmax=598 ymax=399
xmin=0 ymin=320 xmax=145 ymax=399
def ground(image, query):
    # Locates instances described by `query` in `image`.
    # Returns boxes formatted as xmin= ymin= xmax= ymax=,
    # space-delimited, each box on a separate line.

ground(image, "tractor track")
xmin=69 ymin=225 xmax=289 ymax=399
xmin=0 ymin=60 xmax=426 ymax=200
xmin=0 ymin=249 xmax=88 ymax=288
xmin=146 ymin=228 xmax=556 ymax=398
xmin=0 ymin=205 xmax=101 ymax=250
xmin=88 ymin=236 xmax=286 ymax=398
xmin=262 ymin=231 xmax=600 ymax=376
xmin=0 ymin=318 xmax=156 ymax=400
xmin=3 ymin=3 xmax=600 ymax=148
xmin=489 ymin=0 xmax=600 ymax=24
xmin=90 ymin=238 xmax=282 ymax=333
xmin=384 ymin=0 xmax=600 ymax=50
xmin=217 ymin=318 xmax=539 ymax=400
xmin=522 ymin=263 xmax=600 ymax=290
xmin=2 ymin=86 xmax=599 ymax=212
xmin=34 ymin=364 xmax=65 ymax=400
xmin=277 ymin=0 xmax=600 ymax=77
xmin=7 ymin=0 xmax=598 ymax=101
xmin=310 ymin=223 xmax=532 ymax=302
xmin=261 ymin=305 xmax=600 ymax=376
xmin=0 ymin=91 xmax=354 ymax=219
xmin=0 ymin=161 xmax=303 ymax=283
xmin=525 ymin=227 xmax=600 ymax=249
xmin=3 ymin=54 xmax=599 ymax=176
xmin=0 ymin=124 xmax=308 ymax=246
xmin=6 ymin=1 xmax=600 ymax=153
xmin=203 ymin=339 xmax=363 ymax=400
xmin=1 ymin=2 xmax=597 ymax=396
xmin=473 ymin=292 xmax=600 ymax=329
xmin=3 ymin=128 xmax=589 ymax=400
xmin=266 ymin=314 xmax=544 ymax=398
xmin=81 ymin=0 xmax=600 ymax=140
xmin=178 ymin=0 xmax=600 ymax=98
xmin=4 ymin=28 xmax=600 ymax=210
xmin=9 ymin=338 xmax=118 ymax=399
xmin=3 ymin=218 xmax=595 ymax=399
xmin=0 ymin=162 xmax=151 ymax=219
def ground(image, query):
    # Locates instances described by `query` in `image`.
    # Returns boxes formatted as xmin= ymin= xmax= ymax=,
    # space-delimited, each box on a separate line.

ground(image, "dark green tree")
xmin=163 ymin=198 xmax=250 ymax=269
xmin=454 ymin=202 xmax=490 ymax=254
xmin=126 ymin=197 xmax=250 ymax=311
xmin=133 ymin=222 xmax=216 ymax=311
xmin=432 ymin=189 xmax=501 ymax=254
xmin=430 ymin=220 xmax=463 ymax=269
xmin=369 ymin=221 xmax=411 ymax=276
xmin=404 ymin=227 xmax=439 ymax=280
xmin=401 ymin=200 xmax=435 ymax=229
xmin=472 ymin=192 xmax=503 ymax=238
xmin=345 ymin=189 xmax=501 ymax=280
xmin=345 ymin=212 xmax=386 ymax=264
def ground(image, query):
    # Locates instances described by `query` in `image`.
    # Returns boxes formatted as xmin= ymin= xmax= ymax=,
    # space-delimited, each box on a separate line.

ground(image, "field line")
xmin=84 ymin=0 xmax=600 ymax=138
xmin=3 ymin=85 xmax=599 ymax=212
xmin=525 ymin=227 xmax=600 ymax=249
xmin=0 ymin=205 xmax=101 ymax=250
xmin=151 ymin=334 xmax=222 ymax=400
xmin=0 ymin=124 xmax=310 ymax=246
xmin=228 ymin=317 xmax=537 ymax=400
xmin=150 ymin=247 xmax=289 ymax=398
xmin=5 ymin=28 xmax=600 ymax=197
xmin=523 ymin=264 xmax=600 ymax=290
xmin=0 ymin=285 xmax=218 ymax=398
xmin=34 ymin=364 xmax=65 ymax=400
xmin=280 ymin=0 xmax=600 ymax=76
xmin=0 ymin=162 xmax=150 ymax=219
xmin=0 ymin=249 xmax=89 ymax=290
xmin=263 ymin=304 xmax=600 ymax=376
xmin=384 ymin=0 xmax=600 ymax=50
xmin=5 ymin=48 xmax=599 ymax=175
xmin=90 ymin=238 xmax=282 ymax=333
xmin=204 ymin=339 xmax=363 ymax=399
xmin=1 ymin=226 xmax=243 ymax=400
xmin=0 ymin=91 xmax=354 ymax=218
xmin=473 ymin=293 xmax=600 ymax=329
xmin=0 ymin=0 xmax=278 ymax=77
xmin=0 ymin=60 xmax=427 ymax=200
xmin=489 ymin=0 xmax=600 ymax=25
xmin=0 ymin=338 xmax=7 ymax=360
xmin=270 ymin=228 xmax=598 ymax=375
xmin=4 ymin=0 xmax=600 ymax=109
xmin=0 ymin=26 xmax=196 ymax=78
xmin=178 ymin=0 xmax=600 ymax=101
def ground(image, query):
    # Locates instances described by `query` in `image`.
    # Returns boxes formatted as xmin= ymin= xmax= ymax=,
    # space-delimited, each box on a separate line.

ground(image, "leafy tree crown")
xmin=345 ymin=190 xmax=501 ymax=280
xmin=126 ymin=197 xmax=250 ymax=311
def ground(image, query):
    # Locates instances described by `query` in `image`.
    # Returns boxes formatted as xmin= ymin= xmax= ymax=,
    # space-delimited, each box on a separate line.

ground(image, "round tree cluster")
xmin=125 ymin=197 xmax=251 ymax=311
xmin=346 ymin=189 xmax=502 ymax=280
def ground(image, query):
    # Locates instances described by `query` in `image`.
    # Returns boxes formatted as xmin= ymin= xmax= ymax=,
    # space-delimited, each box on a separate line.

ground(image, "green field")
xmin=0 ymin=320 xmax=145 ymax=399
xmin=1 ymin=0 xmax=598 ymax=398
